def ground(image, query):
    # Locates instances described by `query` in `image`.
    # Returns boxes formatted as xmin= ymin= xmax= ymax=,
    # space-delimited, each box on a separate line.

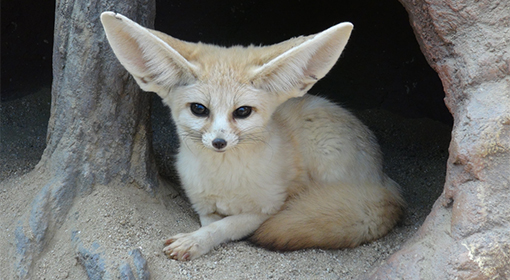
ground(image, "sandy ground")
xmin=0 ymin=86 xmax=451 ymax=279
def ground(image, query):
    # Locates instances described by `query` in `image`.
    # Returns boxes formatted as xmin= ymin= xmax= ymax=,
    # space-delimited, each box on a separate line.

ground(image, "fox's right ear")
xmin=100 ymin=12 xmax=198 ymax=95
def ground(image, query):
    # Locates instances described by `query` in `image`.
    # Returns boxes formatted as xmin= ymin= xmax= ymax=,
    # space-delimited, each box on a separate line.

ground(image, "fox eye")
xmin=190 ymin=103 xmax=209 ymax=117
xmin=233 ymin=106 xmax=252 ymax=119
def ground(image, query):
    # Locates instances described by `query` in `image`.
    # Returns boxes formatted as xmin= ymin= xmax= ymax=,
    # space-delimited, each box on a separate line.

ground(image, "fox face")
xmin=170 ymin=79 xmax=275 ymax=152
xmin=163 ymin=58 xmax=289 ymax=152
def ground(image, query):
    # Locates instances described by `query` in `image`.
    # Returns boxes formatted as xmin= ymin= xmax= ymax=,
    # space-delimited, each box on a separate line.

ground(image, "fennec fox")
xmin=101 ymin=12 xmax=405 ymax=261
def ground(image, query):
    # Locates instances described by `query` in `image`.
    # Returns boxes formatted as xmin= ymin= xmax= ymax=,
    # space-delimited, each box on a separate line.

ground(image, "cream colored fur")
xmin=101 ymin=12 xmax=405 ymax=261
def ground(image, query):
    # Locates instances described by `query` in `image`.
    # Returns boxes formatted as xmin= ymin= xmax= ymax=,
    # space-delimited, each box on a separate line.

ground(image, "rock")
xmin=72 ymin=233 xmax=108 ymax=280
xmin=370 ymin=0 xmax=510 ymax=278
xmin=129 ymin=249 xmax=150 ymax=280
xmin=119 ymin=263 xmax=136 ymax=280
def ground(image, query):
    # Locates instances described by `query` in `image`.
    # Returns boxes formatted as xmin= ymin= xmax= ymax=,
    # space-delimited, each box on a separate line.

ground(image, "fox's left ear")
xmin=250 ymin=22 xmax=353 ymax=97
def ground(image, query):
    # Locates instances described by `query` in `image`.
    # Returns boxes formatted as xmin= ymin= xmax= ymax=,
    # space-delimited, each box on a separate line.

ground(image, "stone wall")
xmin=371 ymin=0 xmax=510 ymax=278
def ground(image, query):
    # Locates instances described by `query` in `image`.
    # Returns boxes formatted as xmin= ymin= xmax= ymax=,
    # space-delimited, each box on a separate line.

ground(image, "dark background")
xmin=1 ymin=0 xmax=452 ymax=125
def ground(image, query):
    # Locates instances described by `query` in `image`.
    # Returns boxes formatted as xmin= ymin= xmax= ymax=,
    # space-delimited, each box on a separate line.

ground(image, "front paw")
xmin=163 ymin=232 xmax=209 ymax=261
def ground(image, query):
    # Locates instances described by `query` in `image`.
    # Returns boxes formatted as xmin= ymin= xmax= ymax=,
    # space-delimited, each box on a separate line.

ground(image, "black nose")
xmin=212 ymin=138 xmax=227 ymax=150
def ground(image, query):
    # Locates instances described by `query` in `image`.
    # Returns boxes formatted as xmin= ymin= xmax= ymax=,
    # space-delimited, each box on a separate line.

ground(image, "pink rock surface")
xmin=370 ymin=0 xmax=510 ymax=278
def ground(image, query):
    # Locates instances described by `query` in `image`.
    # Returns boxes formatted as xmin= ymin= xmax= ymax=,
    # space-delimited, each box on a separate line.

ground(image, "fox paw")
xmin=163 ymin=232 xmax=208 ymax=261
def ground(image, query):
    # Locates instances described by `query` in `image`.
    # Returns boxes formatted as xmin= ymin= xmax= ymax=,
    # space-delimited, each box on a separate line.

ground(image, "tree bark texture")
xmin=13 ymin=0 xmax=157 ymax=278
xmin=47 ymin=0 xmax=157 ymax=193
xmin=370 ymin=0 xmax=510 ymax=278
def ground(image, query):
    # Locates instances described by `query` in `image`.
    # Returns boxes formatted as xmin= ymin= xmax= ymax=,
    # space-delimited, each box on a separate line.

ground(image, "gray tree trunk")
xmin=13 ymin=0 xmax=157 ymax=278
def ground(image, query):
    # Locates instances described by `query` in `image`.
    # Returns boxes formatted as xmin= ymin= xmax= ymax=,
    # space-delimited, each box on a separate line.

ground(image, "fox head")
xmin=100 ymin=12 xmax=353 ymax=153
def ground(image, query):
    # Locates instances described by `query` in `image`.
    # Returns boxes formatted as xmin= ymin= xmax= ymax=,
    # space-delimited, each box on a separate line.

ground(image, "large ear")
xmin=250 ymin=22 xmax=353 ymax=96
xmin=100 ymin=12 xmax=198 ymax=94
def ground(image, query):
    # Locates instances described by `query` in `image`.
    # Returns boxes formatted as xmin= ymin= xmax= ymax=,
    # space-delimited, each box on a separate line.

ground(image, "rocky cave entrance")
xmin=2 ymin=0 xmax=508 ymax=279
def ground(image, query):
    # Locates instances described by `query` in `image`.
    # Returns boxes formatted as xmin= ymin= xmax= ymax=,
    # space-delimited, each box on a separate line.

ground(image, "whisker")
xmin=178 ymin=129 xmax=203 ymax=156
xmin=236 ymin=125 xmax=273 ymax=151
xmin=239 ymin=124 xmax=277 ymax=158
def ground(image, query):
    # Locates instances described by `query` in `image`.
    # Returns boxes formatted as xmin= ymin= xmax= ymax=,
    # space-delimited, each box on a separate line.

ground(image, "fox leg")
xmin=199 ymin=213 xmax=223 ymax=226
xmin=163 ymin=213 xmax=269 ymax=261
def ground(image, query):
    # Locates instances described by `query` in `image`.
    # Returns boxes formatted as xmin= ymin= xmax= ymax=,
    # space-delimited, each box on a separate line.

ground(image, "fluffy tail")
xmin=251 ymin=179 xmax=405 ymax=251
